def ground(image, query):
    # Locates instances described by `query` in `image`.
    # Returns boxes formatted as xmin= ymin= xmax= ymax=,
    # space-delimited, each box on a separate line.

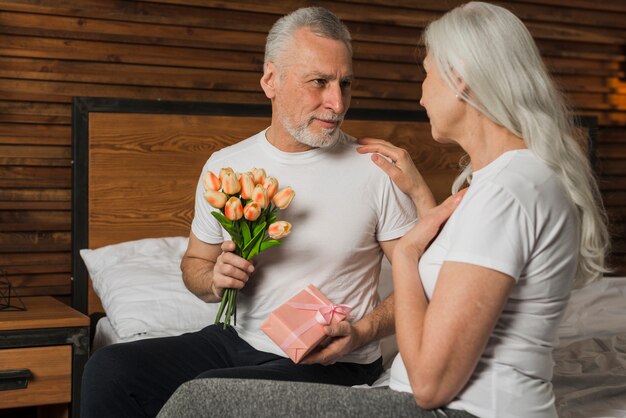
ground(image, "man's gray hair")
xmin=264 ymin=7 xmax=352 ymax=65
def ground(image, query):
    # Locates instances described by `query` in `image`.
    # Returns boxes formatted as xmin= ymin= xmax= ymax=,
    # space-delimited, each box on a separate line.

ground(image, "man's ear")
xmin=260 ymin=62 xmax=277 ymax=99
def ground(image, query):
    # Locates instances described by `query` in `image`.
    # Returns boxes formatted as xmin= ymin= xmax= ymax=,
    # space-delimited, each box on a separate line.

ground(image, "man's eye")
xmin=313 ymin=79 xmax=327 ymax=87
xmin=341 ymin=80 xmax=352 ymax=89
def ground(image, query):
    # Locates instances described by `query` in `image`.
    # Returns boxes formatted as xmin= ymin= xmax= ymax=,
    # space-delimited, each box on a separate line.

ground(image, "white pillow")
xmin=80 ymin=237 xmax=218 ymax=339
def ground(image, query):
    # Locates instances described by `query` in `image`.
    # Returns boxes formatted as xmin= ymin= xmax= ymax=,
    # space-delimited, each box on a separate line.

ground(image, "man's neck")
xmin=265 ymin=124 xmax=314 ymax=153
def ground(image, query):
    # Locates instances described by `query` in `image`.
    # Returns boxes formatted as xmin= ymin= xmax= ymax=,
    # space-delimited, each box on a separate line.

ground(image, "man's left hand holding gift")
xmin=301 ymin=286 xmax=396 ymax=366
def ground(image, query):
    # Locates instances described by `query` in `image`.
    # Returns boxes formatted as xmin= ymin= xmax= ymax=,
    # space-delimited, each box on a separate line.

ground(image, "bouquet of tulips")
xmin=203 ymin=167 xmax=295 ymax=329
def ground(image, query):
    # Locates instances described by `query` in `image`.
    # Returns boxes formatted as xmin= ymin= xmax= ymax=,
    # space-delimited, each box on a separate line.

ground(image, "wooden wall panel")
xmin=0 ymin=0 xmax=625 ymax=302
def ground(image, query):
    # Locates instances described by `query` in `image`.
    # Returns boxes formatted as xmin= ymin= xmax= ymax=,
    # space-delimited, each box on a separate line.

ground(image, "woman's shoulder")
xmin=471 ymin=150 xmax=576 ymax=220
xmin=481 ymin=150 xmax=562 ymax=197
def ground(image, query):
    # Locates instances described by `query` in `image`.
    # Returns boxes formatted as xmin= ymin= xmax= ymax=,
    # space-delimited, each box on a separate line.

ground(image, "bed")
xmin=72 ymin=97 xmax=626 ymax=417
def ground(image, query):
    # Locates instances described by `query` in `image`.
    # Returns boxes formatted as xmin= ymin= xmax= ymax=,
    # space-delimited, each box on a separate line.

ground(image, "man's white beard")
xmin=281 ymin=113 xmax=344 ymax=148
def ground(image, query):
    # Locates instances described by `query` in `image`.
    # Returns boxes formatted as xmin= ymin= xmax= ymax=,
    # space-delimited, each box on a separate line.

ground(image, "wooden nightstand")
xmin=0 ymin=297 xmax=89 ymax=418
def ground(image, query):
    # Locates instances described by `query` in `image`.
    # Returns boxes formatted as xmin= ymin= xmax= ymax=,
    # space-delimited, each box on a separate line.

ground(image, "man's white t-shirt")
xmin=389 ymin=150 xmax=579 ymax=417
xmin=192 ymin=129 xmax=416 ymax=364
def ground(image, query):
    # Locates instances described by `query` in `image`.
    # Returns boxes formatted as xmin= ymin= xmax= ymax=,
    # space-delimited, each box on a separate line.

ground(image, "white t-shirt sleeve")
xmin=445 ymin=183 xmax=534 ymax=282
xmin=376 ymin=177 xmax=417 ymax=242
xmin=190 ymin=161 xmax=227 ymax=244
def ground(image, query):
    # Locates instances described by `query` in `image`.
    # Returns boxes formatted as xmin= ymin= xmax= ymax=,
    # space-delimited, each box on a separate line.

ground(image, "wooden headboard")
xmin=71 ymin=97 xmax=466 ymax=315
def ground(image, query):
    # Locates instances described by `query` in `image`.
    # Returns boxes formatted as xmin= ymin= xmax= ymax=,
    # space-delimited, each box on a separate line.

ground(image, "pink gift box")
xmin=261 ymin=284 xmax=351 ymax=364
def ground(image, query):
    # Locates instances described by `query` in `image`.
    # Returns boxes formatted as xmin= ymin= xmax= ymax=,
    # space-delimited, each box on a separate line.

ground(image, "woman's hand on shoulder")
xmin=357 ymin=137 xmax=436 ymax=215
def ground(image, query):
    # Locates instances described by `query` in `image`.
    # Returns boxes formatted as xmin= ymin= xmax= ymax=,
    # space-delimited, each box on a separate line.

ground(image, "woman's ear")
xmin=451 ymin=79 xmax=470 ymax=101
xmin=260 ymin=62 xmax=277 ymax=99
xmin=452 ymin=70 xmax=469 ymax=99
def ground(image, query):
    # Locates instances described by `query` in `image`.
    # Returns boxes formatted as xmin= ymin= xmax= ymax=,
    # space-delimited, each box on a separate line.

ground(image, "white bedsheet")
xmin=92 ymin=316 xmax=196 ymax=352
xmin=552 ymin=276 xmax=626 ymax=418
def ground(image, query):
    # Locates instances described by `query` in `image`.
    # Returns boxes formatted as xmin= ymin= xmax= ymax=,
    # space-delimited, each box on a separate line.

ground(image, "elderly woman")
xmin=157 ymin=2 xmax=608 ymax=417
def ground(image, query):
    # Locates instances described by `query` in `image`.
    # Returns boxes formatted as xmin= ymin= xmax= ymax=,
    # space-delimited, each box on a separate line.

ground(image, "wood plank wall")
xmin=0 ymin=0 xmax=625 ymax=303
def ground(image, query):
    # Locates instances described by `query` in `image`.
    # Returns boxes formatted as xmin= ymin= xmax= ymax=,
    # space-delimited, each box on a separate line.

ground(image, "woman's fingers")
xmin=357 ymin=137 xmax=436 ymax=215
xmin=357 ymin=137 xmax=414 ymax=167
xmin=370 ymin=153 xmax=399 ymax=177
xmin=357 ymin=137 xmax=389 ymax=146
xmin=356 ymin=137 xmax=403 ymax=162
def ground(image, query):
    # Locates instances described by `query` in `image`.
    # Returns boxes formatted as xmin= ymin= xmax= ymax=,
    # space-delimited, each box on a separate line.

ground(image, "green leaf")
xmin=241 ymin=225 xmax=265 ymax=257
xmin=211 ymin=211 xmax=232 ymax=228
xmin=260 ymin=240 xmax=282 ymax=252
xmin=247 ymin=237 xmax=261 ymax=259
xmin=253 ymin=221 xmax=267 ymax=237
xmin=241 ymin=221 xmax=251 ymax=243
xmin=254 ymin=234 xmax=264 ymax=255
xmin=211 ymin=211 xmax=242 ymax=244
xmin=266 ymin=208 xmax=278 ymax=224
xmin=230 ymin=232 xmax=242 ymax=246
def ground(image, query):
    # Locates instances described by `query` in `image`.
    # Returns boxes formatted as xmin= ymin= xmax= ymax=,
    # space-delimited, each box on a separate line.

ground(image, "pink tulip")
xmin=268 ymin=221 xmax=292 ymax=239
xmin=272 ymin=187 xmax=295 ymax=209
xmin=239 ymin=173 xmax=255 ymax=200
xmin=251 ymin=167 xmax=266 ymax=185
xmin=202 ymin=171 xmax=221 ymax=191
xmin=243 ymin=202 xmax=261 ymax=221
xmin=263 ymin=177 xmax=279 ymax=199
xmin=204 ymin=190 xmax=227 ymax=209
xmin=221 ymin=172 xmax=241 ymax=195
xmin=224 ymin=197 xmax=243 ymax=221
xmin=218 ymin=167 xmax=235 ymax=181
xmin=251 ymin=184 xmax=268 ymax=208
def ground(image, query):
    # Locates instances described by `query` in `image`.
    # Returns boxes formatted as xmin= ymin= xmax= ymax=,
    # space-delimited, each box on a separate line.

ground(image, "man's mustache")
xmin=308 ymin=113 xmax=344 ymax=124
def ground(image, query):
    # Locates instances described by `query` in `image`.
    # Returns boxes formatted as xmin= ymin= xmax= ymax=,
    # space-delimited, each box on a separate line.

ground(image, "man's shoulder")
xmin=207 ymin=130 xmax=266 ymax=165
xmin=332 ymin=130 xmax=388 ymax=173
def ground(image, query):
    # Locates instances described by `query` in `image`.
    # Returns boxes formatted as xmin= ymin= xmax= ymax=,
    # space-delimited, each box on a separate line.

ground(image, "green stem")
xmin=214 ymin=292 xmax=228 ymax=326
xmin=213 ymin=215 xmax=279 ymax=329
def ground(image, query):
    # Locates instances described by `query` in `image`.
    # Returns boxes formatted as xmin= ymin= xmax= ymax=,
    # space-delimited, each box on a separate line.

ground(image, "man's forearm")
xmin=180 ymin=255 xmax=220 ymax=303
xmin=353 ymin=293 xmax=395 ymax=348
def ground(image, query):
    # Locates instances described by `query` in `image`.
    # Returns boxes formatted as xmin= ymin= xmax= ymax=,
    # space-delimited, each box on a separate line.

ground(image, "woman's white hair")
xmin=264 ymin=7 xmax=352 ymax=66
xmin=424 ymin=1 xmax=609 ymax=287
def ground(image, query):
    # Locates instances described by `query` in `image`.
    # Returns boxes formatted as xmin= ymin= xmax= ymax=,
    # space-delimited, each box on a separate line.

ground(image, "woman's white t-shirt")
xmin=389 ymin=150 xmax=579 ymax=418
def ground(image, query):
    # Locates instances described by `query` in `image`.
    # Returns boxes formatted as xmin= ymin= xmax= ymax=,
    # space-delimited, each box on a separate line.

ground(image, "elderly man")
xmin=81 ymin=7 xmax=417 ymax=417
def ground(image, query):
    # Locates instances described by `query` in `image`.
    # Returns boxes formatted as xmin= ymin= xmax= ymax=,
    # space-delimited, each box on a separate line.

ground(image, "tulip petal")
xmin=202 ymin=171 xmax=221 ymax=191
xmin=218 ymin=167 xmax=235 ymax=181
xmin=272 ymin=187 xmax=295 ymax=209
xmin=251 ymin=167 xmax=266 ymax=185
xmin=222 ymin=172 xmax=242 ymax=195
xmin=251 ymin=184 xmax=269 ymax=208
xmin=224 ymin=196 xmax=243 ymax=220
xmin=240 ymin=173 xmax=255 ymax=200
xmin=204 ymin=190 xmax=227 ymax=208
xmin=268 ymin=221 xmax=292 ymax=239
xmin=263 ymin=177 xmax=279 ymax=200
xmin=243 ymin=202 xmax=261 ymax=221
